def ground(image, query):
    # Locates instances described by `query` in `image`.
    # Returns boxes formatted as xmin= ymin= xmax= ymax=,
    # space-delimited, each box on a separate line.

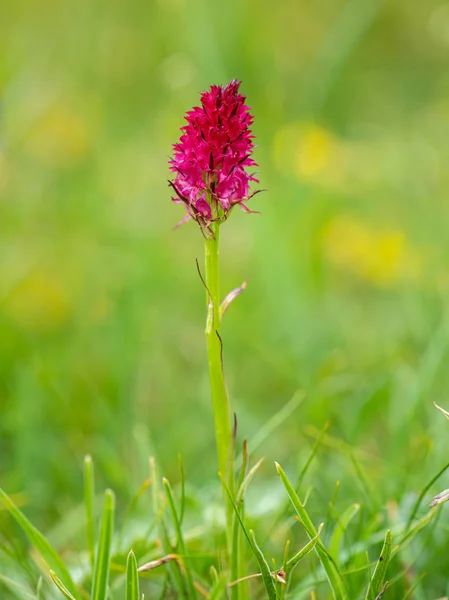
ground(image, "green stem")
xmin=204 ymin=222 xmax=232 ymax=478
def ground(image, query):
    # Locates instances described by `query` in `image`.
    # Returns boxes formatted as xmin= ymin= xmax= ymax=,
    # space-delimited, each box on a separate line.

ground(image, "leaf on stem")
xmin=219 ymin=282 xmax=247 ymax=321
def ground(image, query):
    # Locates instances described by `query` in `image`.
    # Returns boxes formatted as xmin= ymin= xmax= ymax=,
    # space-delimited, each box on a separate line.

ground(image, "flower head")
xmin=169 ymin=80 xmax=260 ymax=233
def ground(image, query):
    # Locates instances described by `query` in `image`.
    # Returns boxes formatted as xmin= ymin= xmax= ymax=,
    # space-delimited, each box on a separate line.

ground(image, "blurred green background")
xmin=2 ymin=0 xmax=449 ymax=595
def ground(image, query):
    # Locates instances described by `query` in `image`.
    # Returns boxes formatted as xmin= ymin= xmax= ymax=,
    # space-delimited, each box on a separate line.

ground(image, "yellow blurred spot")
xmin=322 ymin=215 xmax=422 ymax=286
xmin=273 ymin=121 xmax=345 ymax=186
xmin=25 ymin=105 xmax=90 ymax=166
xmin=295 ymin=123 xmax=334 ymax=177
xmin=5 ymin=269 xmax=70 ymax=331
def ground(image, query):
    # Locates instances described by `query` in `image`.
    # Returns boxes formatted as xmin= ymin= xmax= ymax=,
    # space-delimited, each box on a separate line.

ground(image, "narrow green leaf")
xmin=0 ymin=487 xmax=78 ymax=598
xmin=231 ymin=506 xmax=241 ymax=600
xmin=246 ymin=390 xmax=305 ymax=457
xmin=236 ymin=438 xmax=249 ymax=492
xmin=84 ymin=455 xmax=96 ymax=571
xmin=50 ymin=571 xmax=78 ymax=600
xmin=349 ymin=452 xmax=376 ymax=510
xmin=269 ymin=421 xmax=329 ymax=536
xmin=281 ymin=539 xmax=290 ymax=571
xmin=219 ymin=473 xmax=277 ymax=600
xmin=279 ymin=540 xmax=290 ymax=600
xmin=178 ymin=454 xmax=186 ymax=526
xmin=365 ymin=530 xmax=392 ymax=600
xmin=119 ymin=477 xmax=151 ymax=548
xmin=231 ymin=439 xmax=252 ymax=600
xmin=326 ymin=481 xmax=341 ymax=527
xmin=0 ymin=574 xmax=35 ymax=599
xmin=163 ymin=478 xmax=196 ymax=599
xmin=402 ymin=573 xmax=426 ymax=600
xmin=275 ymin=463 xmax=346 ymax=600
xmin=91 ymin=489 xmax=115 ymax=600
xmin=126 ymin=551 xmax=140 ymax=600
xmin=209 ymin=573 xmax=227 ymax=600
xmin=405 ymin=460 xmax=449 ymax=531
xmin=295 ymin=421 xmax=330 ymax=491
xmin=149 ymin=457 xmax=160 ymax=516
xmin=236 ymin=458 xmax=264 ymax=504
xmin=150 ymin=460 xmax=185 ymax=598
xmin=399 ymin=509 xmax=434 ymax=550
xmin=287 ymin=523 xmax=324 ymax=570
xmin=36 ymin=576 xmax=43 ymax=600
xmin=329 ymin=503 xmax=360 ymax=558
xmin=249 ymin=529 xmax=278 ymax=600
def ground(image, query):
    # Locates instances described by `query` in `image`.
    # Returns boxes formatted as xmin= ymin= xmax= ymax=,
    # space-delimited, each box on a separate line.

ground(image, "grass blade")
xmin=275 ymin=463 xmax=346 ymax=600
xmin=232 ymin=456 xmax=263 ymax=600
xmin=119 ymin=477 xmax=152 ymax=547
xmin=405 ymin=460 xmax=449 ymax=531
xmin=0 ymin=574 xmax=35 ymax=599
xmin=329 ymin=503 xmax=360 ymax=558
xmin=246 ymin=390 xmax=305 ymax=457
xmin=249 ymin=530 xmax=278 ymax=600
xmin=287 ymin=523 xmax=324 ymax=571
xmin=50 ymin=571 xmax=78 ymax=600
xmin=84 ymin=455 xmax=96 ymax=571
xmin=232 ymin=439 xmax=250 ymax=600
xmin=149 ymin=458 xmax=185 ymax=598
xmin=0 ymin=487 xmax=78 ymax=598
xmin=126 ymin=551 xmax=140 ymax=600
xmin=365 ymin=530 xmax=392 ymax=600
xmin=219 ymin=472 xmax=277 ymax=600
xmin=149 ymin=457 xmax=160 ymax=516
xmin=36 ymin=576 xmax=43 ymax=600
xmin=398 ymin=509 xmax=435 ymax=550
xmin=236 ymin=438 xmax=249 ymax=492
xmin=209 ymin=573 xmax=227 ymax=600
xmin=160 ymin=521 xmax=186 ymax=596
xmin=163 ymin=477 xmax=196 ymax=600
xmin=178 ymin=454 xmax=186 ymax=527
xmin=269 ymin=421 xmax=329 ymax=537
xmin=236 ymin=458 xmax=264 ymax=504
xmin=91 ymin=489 xmax=115 ymax=600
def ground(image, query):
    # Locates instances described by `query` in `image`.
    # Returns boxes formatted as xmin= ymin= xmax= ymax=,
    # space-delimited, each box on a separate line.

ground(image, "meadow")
xmin=1 ymin=0 xmax=449 ymax=598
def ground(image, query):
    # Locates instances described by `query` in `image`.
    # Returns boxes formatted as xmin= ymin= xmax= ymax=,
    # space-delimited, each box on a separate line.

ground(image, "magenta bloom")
xmin=169 ymin=80 xmax=260 ymax=232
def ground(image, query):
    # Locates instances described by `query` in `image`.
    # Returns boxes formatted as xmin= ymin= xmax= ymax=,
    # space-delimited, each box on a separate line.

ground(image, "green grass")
xmin=2 ymin=0 xmax=449 ymax=597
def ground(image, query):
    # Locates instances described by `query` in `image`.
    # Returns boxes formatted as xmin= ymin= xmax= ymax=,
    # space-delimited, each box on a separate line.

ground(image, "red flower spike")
xmin=169 ymin=80 xmax=260 ymax=231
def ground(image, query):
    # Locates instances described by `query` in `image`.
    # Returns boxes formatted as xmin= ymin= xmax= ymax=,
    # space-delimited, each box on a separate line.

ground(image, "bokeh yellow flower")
xmin=322 ymin=215 xmax=422 ymax=286
xmin=273 ymin=121 xmax=346 ymax=187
